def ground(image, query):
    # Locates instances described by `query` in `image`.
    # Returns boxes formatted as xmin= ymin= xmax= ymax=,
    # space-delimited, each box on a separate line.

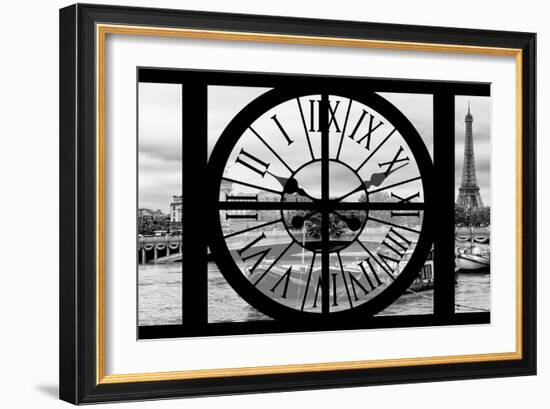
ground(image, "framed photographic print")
xmin=59 ymin=3 xmax=536 ymax=404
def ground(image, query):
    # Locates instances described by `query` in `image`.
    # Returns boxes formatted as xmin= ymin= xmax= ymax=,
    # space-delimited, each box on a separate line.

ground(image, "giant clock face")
xmin=208 ymin=87 xmax=434 ymax=323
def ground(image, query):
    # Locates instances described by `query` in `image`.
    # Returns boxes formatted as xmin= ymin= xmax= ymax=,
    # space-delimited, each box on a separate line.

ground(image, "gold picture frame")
xmin=60 ymin=4 xmax=536 ymax=404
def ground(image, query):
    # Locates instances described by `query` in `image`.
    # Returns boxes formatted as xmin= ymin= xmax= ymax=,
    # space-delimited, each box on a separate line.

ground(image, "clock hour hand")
xmin=333 ymin=211 xmax=362 ymax=232
xmin=290 ymin=210 xmax=319 ymax=229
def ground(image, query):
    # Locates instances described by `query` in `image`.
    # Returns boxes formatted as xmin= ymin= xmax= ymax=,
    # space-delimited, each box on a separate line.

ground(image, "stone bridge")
xmin=138 ymin=233 xmax=293 ymax=264
xmin=137 ymin=229 xmax=390 ymax=265
xmin=138 ymin=236 xmax=182 ymax=264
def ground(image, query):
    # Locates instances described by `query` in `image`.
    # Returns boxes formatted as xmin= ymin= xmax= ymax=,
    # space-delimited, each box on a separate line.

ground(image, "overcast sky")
xmin=138 ymin=83 xmax=490 ymax=211
xmin=208 ymin=87 xmax=429 ymax=202
xmin=138 ymin=82 xmax=182 ymax=212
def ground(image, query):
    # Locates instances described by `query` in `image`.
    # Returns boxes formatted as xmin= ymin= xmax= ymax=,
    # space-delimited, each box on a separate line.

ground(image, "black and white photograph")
xmin=454 ymin=97 xmax=491 ymax=313
xmin=1 ymin=0 xmax=540 ymax=406
xmin=136 ymin=69 xmax=492 ymax=338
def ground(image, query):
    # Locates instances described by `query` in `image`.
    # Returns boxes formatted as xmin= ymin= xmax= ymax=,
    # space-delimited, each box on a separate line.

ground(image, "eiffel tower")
xmin=456 ymin=102 xmax=484 ymax=209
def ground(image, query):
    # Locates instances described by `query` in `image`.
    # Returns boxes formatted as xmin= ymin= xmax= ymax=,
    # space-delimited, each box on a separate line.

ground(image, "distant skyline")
xmin=138 ymin=83 xmax=490 ymax=212
xmin=208 ymin=87 xmax=431 ymax=203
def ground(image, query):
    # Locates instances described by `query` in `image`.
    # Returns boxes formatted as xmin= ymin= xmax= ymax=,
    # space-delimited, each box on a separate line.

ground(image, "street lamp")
xmin=301 ymin=220 xmax=312 ymax=265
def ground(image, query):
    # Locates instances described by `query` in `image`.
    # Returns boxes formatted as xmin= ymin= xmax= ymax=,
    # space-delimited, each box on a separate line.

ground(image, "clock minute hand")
xmin=335 ymin=162 xmax=409 ymax=202
xmin=333 ymin=211 xmax=362 ymax=232
xmin=363 ymin=162 xmax=408 ymax=190
xmin=290 ymin=210 xmax=320 ymax=229
xmin=266 ymin=171 xmax=313 ymax=199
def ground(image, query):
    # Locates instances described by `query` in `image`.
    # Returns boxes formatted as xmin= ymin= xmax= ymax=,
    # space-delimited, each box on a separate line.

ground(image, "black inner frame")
xmin=208 ymin=87 xmax=436 ymax=322
xmin=137 ymin=67 xmax=490 ymax=340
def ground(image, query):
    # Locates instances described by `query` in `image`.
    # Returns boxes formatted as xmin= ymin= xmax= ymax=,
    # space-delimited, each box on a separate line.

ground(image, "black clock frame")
xmin=60 ymin=4 xmax=536 ymax=404
xmin=137 ymin=67 xmax=489 ymax=338
xmin=208 ymin=86 xmax=436 ymax=322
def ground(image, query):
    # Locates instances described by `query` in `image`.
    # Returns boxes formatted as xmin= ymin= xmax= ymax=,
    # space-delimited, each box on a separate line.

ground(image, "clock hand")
xmin=265 ymin=170 xmax=291 ymax=189
xmin=333 ymin=211 xmax=362 ymax=232
xmin=293 ymin=211 xmax=361 ymax=232
xmin=363 ymin=162 xmax=408 ymax=190
xmin=290 ymin=211 xmax=319 ymax=229
xmin=266 ymin=171 xmax=315 ymax=200
xmin=334 ymin=162 xmax=409 ymax=202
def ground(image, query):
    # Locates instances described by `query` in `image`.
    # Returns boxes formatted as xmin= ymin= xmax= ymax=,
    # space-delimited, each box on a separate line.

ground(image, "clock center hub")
xmin=281 ymin=160 xmax=369 ymax=252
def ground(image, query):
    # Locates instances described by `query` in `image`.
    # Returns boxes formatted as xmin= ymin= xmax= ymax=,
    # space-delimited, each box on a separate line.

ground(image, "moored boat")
xmin=455 ymin=225 xmax=490 ymax=273
xmin=397 ymin=248 xmax=435 ymax=292
xmin=456 ymin=250 xmax=490 ymax=272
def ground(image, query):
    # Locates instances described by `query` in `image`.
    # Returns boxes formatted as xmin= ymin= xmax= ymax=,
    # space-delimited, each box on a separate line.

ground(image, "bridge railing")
xmin=138 ymin=236 xmax=182 ymax=251
xmin=455 ymin=226 xmax=490 ymax=235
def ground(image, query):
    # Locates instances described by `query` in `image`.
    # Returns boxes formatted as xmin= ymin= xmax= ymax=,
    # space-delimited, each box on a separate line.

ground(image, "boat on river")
xmin=398 ymin=248 xmax=435 ymax=292
xmin=456 ymin=247 xmax=490 ymax=272
xmin=455 ymin=224 xmax=490 ymax=273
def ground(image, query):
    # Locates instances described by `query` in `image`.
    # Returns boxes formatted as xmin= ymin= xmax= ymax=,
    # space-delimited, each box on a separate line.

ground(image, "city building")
xmin=138 ymin=208 xmax=169 ymax=235
xmin=170 ymin=195 xmax=182 ymax=222
xmin=220 ymin=180 xmax=232 ymax=199
xmin=138 ymin=208 xmax=166 ymax=222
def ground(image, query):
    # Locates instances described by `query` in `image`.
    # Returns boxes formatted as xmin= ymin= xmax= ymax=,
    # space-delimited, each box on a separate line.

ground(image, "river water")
xmin=138 ymin=262 xmax=490 ymax=326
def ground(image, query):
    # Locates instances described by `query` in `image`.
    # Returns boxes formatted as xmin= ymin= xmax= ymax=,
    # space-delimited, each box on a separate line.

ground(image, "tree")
xmin=455 ymin=206 xmax=467 ymax=226
xmin=455 ymin=206 xmax=490 ymax=227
